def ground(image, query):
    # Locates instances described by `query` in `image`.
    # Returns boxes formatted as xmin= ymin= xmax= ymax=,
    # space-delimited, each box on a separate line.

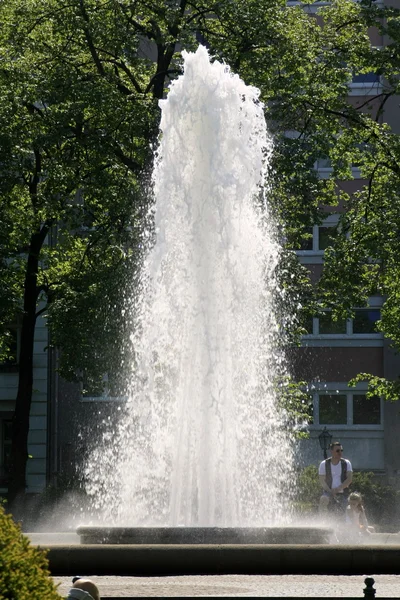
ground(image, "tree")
xmin=306 ymin=2 xmax=400 ymax=401
xmin=0 ymin=0 xmax=157 ymax=504
xmin=1 ymin=0 xmax=399 ymax=506
xmin=211 ymin=0 xmax=400 ymax=403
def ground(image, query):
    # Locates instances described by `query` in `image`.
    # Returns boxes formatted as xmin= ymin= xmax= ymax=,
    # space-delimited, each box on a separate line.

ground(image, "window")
xmin=303 ymin=307 xmax=382 ymax=338
xmin=352 ymin=72 xmax=380 ymax=83
xmin=318 ymin=226 xmax=337 ymax=250
xmin=315 ymin=156 xmax=332 ymax=170
xmin=318 ymin=312 xmax=347 ymax=334
xmin=299 ymin=227 xmax=313 ymax=251
xmin=319 ymin=394 xmax=347 ymax=424
xmin=311 ymin=389 xmax=382 ymax=428
xmin=353 ymin=309 xmax=380 ymax=334
xmin=353 ymin=394 xmax=381 ymax=425
xmin=81 ymin=372 xmax=127 ymax=402
xmin=286 ymin=1 xmax=330 ymax=13
xmin=300 ymin=313 xmax=314 ymax=334
xmin=296 ymin=219 xmax=340 ymax=254
xmin=349 ymin=71 xmax=382 ymax=96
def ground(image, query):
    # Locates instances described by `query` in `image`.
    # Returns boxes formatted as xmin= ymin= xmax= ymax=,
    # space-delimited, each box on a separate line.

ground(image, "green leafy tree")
xmin=302 ymin=2 xmax=400 ymax=400
xmin=0 ymin=0 xmax=156 ymax=505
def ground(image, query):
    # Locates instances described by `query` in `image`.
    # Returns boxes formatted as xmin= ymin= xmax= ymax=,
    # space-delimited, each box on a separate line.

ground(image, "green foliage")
xmin=350 ymin=374 xmax=400 ymax=403
xmin=351 ymin=471 xmax=400 ymax=530
xmin=294 ymin=465 xmax=400 ymax=528
xmin=313 ymin=3 xmax=400 ymax=399
xmin=0 ymin=0 xmax=153 ymax=393
xmin=1 ymin=0 xmax=400 ymax=495
xmin=0 ymin=0 xmax=398 ymax=364
xmin=276 ymin=377 xmax=312 ymax=438
xmin=274 ymin=249 xmax=318 ymax=343
xmin=0 ymin=0 xmax=398 ymax=373
xmin=293 ymin=464 xmax=322 ymax=513
xmin=0 ymin=505 xmax=61 ymax=600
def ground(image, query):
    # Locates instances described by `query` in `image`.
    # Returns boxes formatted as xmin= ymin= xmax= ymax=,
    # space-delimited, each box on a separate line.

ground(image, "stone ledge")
xmin=35 ymin=544 xmax=400 ymax=576
xmin=76 ymin=526 xmax=333 ymax=545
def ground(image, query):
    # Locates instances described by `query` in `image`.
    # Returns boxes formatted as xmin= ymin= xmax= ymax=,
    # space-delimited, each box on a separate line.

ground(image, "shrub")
xmin=293 ymin=465 xmax=400 ymax=529
xmin=0 ymin=504 xmax=61 ymax=600
xmin=351 ymin=471 xmax=400 ymax=531
xmin=293 ymin=464 xmax=320 ymax=514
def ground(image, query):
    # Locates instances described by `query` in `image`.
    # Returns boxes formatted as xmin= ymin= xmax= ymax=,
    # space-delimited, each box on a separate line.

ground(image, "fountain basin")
xmin=76 ymin=526 xmax=333 ymax=545
xmin=40 ymin=544 xmax=400 ymax=576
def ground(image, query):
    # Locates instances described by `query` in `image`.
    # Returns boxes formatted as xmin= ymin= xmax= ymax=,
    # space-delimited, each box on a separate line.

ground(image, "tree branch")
xmin=113 ymin=144 xmax=141 ymax=172
xmin=79 ymin=0 xmax=106 ymax=77
xmin=306 ymin=99 xmax=400 ymax=176
xmin=98 ymin=53 xmax=143 ymax=94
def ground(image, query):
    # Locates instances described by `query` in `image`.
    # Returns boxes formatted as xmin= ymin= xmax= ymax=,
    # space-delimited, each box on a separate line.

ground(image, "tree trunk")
xmin=7 ymin=225 xmax=50 ymax=511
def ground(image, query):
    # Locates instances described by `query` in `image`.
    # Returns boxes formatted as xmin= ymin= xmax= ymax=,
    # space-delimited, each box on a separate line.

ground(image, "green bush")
xmin=351 ymin=471 xmax=399 ymax=531
xmin=293 ymin=465 xmax=321 ymax=514
xmin=0 ymin=504 xmax=61 ymax=600
xmin=293 ymin=465 xmax=400 ymax=529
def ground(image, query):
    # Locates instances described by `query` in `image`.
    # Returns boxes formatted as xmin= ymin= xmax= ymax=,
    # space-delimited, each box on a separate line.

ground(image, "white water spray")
xmin=85 ymin=46 xmax=295 ymax=526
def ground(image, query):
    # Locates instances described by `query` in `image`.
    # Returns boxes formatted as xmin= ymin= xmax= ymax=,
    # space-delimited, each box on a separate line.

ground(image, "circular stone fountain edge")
xmin=76 ymin=526 xmax=333 ymax=545
xmin=43 ymin=544 xmax=400 ymax=576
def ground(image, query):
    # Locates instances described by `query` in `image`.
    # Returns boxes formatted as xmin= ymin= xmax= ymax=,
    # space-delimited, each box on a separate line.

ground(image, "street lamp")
xmin=318 ymin=426 xmax=332 ymax=459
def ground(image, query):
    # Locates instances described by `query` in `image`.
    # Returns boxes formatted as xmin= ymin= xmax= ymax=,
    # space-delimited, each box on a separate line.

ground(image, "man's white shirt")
xmin=319 ymin=459 xmax=353 ymax=490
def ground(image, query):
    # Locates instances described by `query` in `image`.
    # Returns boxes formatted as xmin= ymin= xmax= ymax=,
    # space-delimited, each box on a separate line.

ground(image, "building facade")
xmin=291 ymin=0 xmax=400 ymax=484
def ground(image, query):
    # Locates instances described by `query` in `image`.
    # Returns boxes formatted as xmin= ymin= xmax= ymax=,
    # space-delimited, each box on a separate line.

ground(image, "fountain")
xmin=79 ymin=47 xmax=293 ymax=527
xmin=78 ymin=45 xmax=331 ymax=546
xmin=30 ymin=47 xmax=400 ymax=577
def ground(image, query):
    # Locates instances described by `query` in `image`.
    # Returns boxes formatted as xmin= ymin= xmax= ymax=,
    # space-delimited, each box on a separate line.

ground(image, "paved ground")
xmin=53 ymin=574 xmax=400 ymax=597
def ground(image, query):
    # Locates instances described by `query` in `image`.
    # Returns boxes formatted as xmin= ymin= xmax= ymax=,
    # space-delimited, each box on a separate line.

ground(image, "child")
xmin=66 ymin=577 xmax=100 ymax=600
xmin=346 ymin=492 xmax=374 ymax=534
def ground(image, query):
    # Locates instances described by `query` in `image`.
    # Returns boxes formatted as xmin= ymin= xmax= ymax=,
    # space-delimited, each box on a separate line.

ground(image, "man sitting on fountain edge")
xmin=318 ymin=441 xmax=353 ymax=513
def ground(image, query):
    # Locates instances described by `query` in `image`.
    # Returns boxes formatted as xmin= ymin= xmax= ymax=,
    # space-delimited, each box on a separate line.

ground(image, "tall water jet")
xmin=85 ymin=45 xmax=296 ymax=528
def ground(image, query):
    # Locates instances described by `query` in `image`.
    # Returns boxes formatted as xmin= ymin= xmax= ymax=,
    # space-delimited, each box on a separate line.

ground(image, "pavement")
xmin=53 ymin=574 xmax=400 ymax=597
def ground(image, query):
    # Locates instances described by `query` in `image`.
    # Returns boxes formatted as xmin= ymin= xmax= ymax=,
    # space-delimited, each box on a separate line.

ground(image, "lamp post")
xmin=318 ymin=427 xmax=332 ymax=459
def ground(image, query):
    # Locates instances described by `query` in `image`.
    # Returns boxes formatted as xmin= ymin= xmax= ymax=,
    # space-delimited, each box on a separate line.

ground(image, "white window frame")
xmin=80 ymin=393 xmax=128 ymax=403
xmin=308 ymin=382 xmax=383 ymax=431
xmin=79 ymin=374 xmax=128 ymax=402
xmin=296 ymin=214 xmax=341 ymax=262
xmin=302 ymin=297 xmax=383 ymax=347
xmin=348 ymin=79 xmax=382 ymax=97
xmin=286 ymin=1 xmax=330 ymax=13
xmin=286 ymin=1 xmax=384 ymax=14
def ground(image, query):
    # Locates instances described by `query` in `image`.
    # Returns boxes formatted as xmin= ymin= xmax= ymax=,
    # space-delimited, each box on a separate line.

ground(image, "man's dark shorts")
xmin=322 ymin=491 xmax=348 ymax=510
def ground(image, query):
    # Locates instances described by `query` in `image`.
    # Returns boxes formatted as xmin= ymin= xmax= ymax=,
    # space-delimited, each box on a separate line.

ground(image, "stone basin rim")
xmin=76 ymin=526 xmax=334 ymax=545
xmin=77 ymin=526 xmax=332 ymax=532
